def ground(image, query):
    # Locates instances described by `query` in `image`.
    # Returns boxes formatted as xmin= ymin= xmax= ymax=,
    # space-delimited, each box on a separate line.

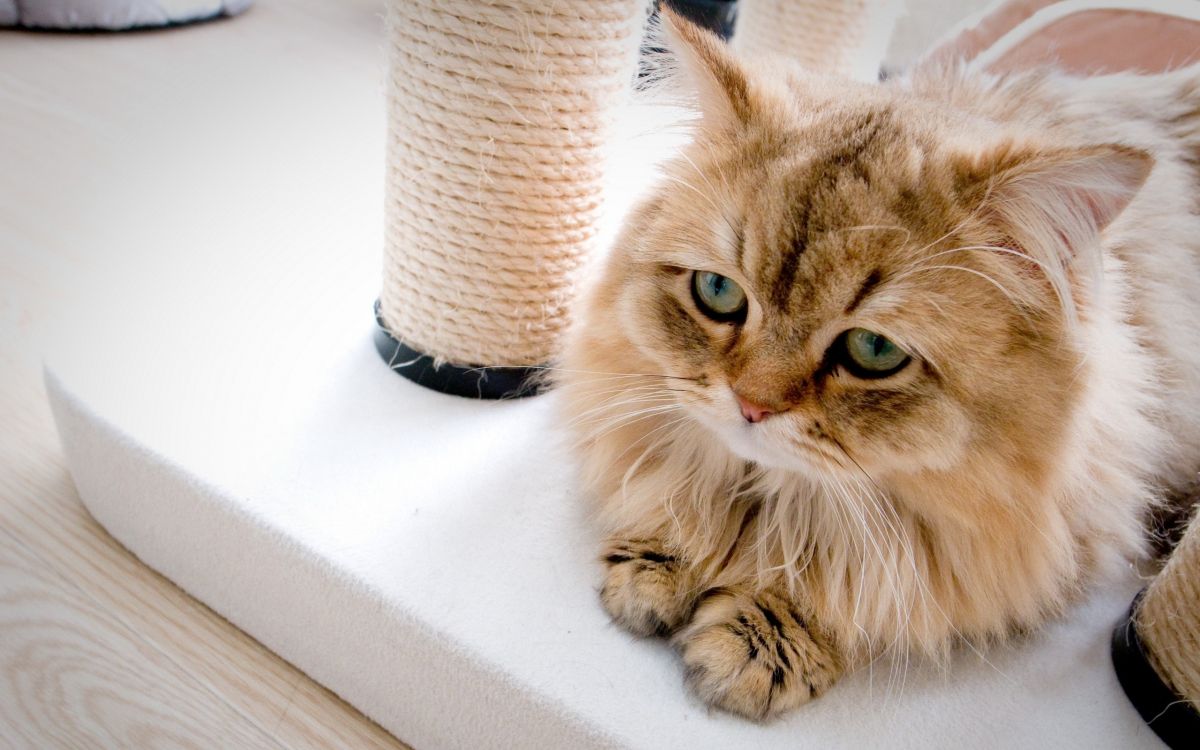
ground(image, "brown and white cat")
xmin=557 ymin=10 xmax=1200 ymax=720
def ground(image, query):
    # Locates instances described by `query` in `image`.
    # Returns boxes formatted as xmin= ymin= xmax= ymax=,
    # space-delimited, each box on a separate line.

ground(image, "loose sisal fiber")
xmin=731 ymin=0 xmax=903 ymax=82
xmin=380 ymin=0 xmax=648 ymax=367
xmin=1138 ymin=510 xmax=1200 ymax=709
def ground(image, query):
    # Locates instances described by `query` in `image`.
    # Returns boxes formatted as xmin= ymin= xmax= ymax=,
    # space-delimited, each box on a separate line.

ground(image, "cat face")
xmin=617 ymin=133 xmax=978 ymax=479
xmin=604 ymin=17 xmax=1150 ymax=483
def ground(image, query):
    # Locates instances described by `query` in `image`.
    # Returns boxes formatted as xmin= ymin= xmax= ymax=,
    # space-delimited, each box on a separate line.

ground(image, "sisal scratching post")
xmin=730 ymin=0 xmax=903 ymax=82
xmin=1113 ymin=510 xmax=1200 ymax=748
xmin=375 ymin=0 xmax=648 ymax=399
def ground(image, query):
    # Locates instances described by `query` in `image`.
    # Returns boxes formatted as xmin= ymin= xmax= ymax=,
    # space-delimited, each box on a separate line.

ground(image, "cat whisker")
xmin=913 ymin=241 xmax=1076 ymax=323
xmin=585 ymin=403 xmax=683 ymax=442
xmin=829 ymin=441 xmax=1016 ymax=687
xmin=840 ymin=472 xmax=919 ymax=704
xmin=818 ymin=436 xmax=921 ymax=697
xmin=674 ymin=150 xmax=744 ymax=250
xmin=695 ymin=139 xmax=736 ymax=206
xmin=618 ymin=415 xmax=692 ymax=500
xmin=829 ymin=441 xmax=921 ymax=581
xmin=919 ymin=243 xmax=1055 ymax=276
xmin=562 ymin=382 xmax=695 ymax=427
xmin=897 ymin=181 xmax=999 ymax=263
xmin=565 ymin=392 xmax=677 ymax=428
xmin=787 ymin=435 xmax=847 ymax=468
xmin=891 ymin=263 xmax=1031 ymax=317
xmin=465 ymin=363 xmax=702 ymax=383
xmin=832 ymin=224 xmax=913 ymax=244
xmin=657 ymin=172 xmax=743 ymax=249
xmin=615 ymin=413 xmax=690 ymax=467
xmin=818 ymin=462 xmax=897 ymax=664
xmin=558 ymin=386 xmax=657 ymax=409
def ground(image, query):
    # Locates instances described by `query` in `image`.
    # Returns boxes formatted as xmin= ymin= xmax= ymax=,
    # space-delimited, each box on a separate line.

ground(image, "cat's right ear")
xmin=659 ymin=6 xmax=755 ymax=129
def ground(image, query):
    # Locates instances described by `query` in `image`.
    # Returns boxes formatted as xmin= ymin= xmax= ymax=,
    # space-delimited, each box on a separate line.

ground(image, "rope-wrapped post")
xmin=730 ymin=0 xmax=903 ymax=81
xmin=1113 ymin=510 xmax=1200 ymax=748
xmin=375 ymin=0 xmax=648 ymax=399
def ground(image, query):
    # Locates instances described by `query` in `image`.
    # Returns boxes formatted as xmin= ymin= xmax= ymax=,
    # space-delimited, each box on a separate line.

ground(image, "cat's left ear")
xmin=965 ymin=143 xmax=1153 ymax=259
xmin=659 ymin=6 xmax=756 ymax=130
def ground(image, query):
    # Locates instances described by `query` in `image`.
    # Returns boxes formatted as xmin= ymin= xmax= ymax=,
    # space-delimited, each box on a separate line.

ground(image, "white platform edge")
xmin=45 ymin=369 xmax=620 ymax=750
xmin=43 ymin=342 xmax=1169 ymax=750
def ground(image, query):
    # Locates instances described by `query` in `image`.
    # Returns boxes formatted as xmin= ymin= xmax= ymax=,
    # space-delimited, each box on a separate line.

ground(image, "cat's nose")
xmin=736 ymin=395 xmax=774 ymax=423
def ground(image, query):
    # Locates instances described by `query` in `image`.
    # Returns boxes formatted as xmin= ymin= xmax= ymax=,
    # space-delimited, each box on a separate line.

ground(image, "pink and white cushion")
xmin=925 ymin=0 xmax=1200 ymax=74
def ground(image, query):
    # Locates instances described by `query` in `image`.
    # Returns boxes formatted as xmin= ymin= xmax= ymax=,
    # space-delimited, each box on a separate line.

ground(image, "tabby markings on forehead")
xmin=768 ymin=197 xmax=812 ymax=310
xmin=766 ymin=112 xmax=895 ymax=311
xmin=845 ymin=269 xmax=883 ymax=315
xmin=823 ymin=110 xmax=890 ymax=177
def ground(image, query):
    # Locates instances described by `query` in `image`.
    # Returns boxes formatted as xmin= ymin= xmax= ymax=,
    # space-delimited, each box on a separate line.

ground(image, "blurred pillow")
xmin=0 ymin=0 xmax=251 ymax=30
xmin=923 ymin=0 xmax=1200 ymax=75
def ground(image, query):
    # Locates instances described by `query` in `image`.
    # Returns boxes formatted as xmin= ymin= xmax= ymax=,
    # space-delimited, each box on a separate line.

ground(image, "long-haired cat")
xmin=557 ymin=10 xmax=1200 ymax=720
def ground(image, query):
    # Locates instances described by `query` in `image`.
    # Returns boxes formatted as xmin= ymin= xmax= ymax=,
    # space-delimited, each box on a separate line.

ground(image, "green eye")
xmin=691 ymin=271 xmax=747 ymax=322
xmin=841 ymin=328 xmax=910 ymax=377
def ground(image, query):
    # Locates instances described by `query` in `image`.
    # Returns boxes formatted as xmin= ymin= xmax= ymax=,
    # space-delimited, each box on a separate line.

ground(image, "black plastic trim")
xmin=1111 ymin=591 xmax=1200 ymax=749
xmin=373 ymin=301 xmax=543 ymax=400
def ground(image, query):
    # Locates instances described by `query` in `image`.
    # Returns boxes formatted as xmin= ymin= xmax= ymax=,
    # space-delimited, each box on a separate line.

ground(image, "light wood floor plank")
xmin=0 ymin=525 xmax=284 ymax=750
xmin=0 ymin=3 xmax=411 ymax=744
xmin=0 ymin=212 xmax=409 ymax=750
xmin=0 ymin=355 xmax=407 ymax=750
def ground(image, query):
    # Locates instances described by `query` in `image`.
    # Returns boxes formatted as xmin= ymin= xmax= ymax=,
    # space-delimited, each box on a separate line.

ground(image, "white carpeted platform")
xmin=32 ymin=0 xmax=1165 ymax=747
xmin=45 ymin=241 xmax=1167 ymax=749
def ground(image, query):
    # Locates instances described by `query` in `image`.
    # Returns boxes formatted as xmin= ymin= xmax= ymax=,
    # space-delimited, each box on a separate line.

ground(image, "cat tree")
xmin=732 ymin=0 xmax=902 ymax=80
xmin=1113 ymin=514 xmax=1200 ymax=746
xmin=374 ymin=0 xmax=646 ymax=398
xmin=376 ymin=1 xmax=1200 ymax=744
xmin=373 ymin=0 xmax=898 ymax=398
xmin=40 ymin=0 xmax=1177 ymax=748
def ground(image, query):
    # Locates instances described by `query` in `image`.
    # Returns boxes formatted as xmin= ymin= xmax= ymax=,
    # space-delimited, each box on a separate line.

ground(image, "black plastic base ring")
xmin=373 ymin=301 xmax=544 ymax=400
xmin=1111 ymin=591 xmax=1200 ymax=749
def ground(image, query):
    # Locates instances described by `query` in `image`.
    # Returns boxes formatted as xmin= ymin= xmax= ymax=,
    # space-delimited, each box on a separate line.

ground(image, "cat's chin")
xmin=697 ymin=415 xmax=825 ymax=476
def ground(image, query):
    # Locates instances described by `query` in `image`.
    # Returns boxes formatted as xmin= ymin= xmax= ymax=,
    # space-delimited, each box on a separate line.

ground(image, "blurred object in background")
xmin=0 ymin=0 xmax=252 ymax=30
xmin=665 ymin=0 xmax=739 ymax=39
xmin=884 ymin=0 xmax=994 ymax=71
xmin=731 ymin=0 xmax=904 ymax=81
xmin=653 ymin=1 xmax=1004 ymax=76
xmin=653 ymin=0 xmax=905 ymax=82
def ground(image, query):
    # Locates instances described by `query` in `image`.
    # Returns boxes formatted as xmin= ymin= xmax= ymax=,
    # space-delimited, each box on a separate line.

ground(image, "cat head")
xmin=599 ymin=11 xmax=1151 ymax=483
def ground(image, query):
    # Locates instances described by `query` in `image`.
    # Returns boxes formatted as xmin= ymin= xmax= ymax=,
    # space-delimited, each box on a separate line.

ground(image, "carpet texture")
xmin=44 ymin=236 xmax=1165 ymax=747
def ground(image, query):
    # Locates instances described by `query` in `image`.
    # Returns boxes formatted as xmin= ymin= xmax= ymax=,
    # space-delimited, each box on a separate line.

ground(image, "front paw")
xmin=599 ymin=538 xmax=692 ymax=637
xmin=675 ymin=588 xmax=842 ymax=720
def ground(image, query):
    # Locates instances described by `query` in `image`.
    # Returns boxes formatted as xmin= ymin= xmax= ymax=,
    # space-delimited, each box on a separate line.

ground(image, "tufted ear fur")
xmin=956 ymin=142 xmax=1153 ymax=314
xmin=659 ymin=6 xmax=756 ymax=130
xmin=979 ymin=143 xmax=1151 ymax=250
xmin=963 ymin=142 xmax=1152 ymax=254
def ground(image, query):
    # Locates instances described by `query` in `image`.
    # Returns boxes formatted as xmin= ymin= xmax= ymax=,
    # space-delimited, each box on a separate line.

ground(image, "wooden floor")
xmin=0 ymin=3 xmax=410 ymax=747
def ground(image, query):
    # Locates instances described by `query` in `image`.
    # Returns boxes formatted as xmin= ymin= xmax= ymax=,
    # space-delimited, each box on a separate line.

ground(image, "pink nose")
xmin=737 ymin=395 xmax=774 ymax=423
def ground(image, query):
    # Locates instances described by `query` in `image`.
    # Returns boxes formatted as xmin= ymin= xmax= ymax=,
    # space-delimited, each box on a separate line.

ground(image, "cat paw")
xmin=675 ymin=588 xmax=842 ymax=720
xmin=599 ymin=538 xmax=692 ymax=637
